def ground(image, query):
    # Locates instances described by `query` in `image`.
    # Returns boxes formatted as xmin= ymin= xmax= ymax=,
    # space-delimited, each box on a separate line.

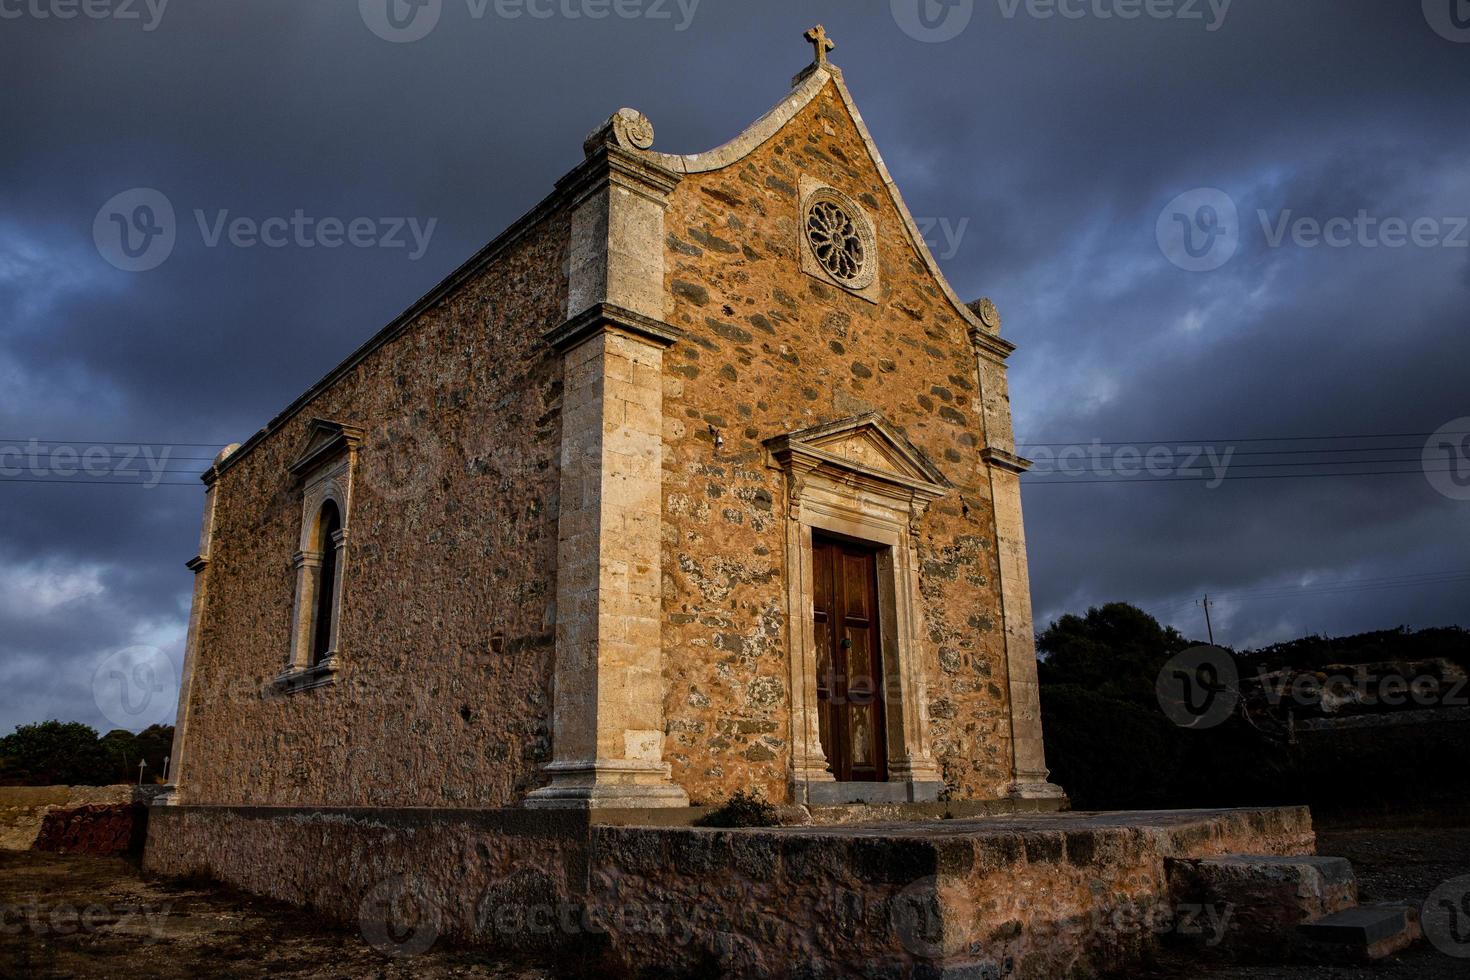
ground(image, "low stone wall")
xmin=588 ymin=808 xmax=1316 ymax=978
xmin=34 ymin=803 xmax=150 ymax=856
xmin=0 ymin=785 xmax=161 ymax=851
xmin=144 ymin=805 xmax=1315 ymax=978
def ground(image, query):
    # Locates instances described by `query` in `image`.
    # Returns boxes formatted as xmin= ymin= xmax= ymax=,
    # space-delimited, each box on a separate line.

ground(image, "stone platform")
xmin=145 ymin=804 xmax=1316 ymax=978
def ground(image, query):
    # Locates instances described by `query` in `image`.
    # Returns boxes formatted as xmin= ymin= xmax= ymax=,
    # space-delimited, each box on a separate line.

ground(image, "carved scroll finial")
xmin=583 ymin=107 xmax=655 ymax=157
xmin=804 ymin=25 xmax=835 ymax=67
xmin=969 ymin=297 xmax=1002 ymax=331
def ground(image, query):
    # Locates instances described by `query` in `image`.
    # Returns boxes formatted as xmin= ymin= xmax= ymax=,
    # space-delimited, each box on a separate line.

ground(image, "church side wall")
xmin=657 ymin=81 xmax=1015 ymax=805
xmin=176 ymin=210 xmax=571 ymax=808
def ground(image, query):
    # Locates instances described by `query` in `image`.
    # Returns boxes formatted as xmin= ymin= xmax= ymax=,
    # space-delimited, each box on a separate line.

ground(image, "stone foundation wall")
xmin=146 ymin=805 xmax=1315 ymax=979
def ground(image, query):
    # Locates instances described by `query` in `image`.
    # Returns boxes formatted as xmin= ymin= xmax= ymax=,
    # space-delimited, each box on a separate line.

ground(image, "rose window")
xmin=806 ymin=200 xmax=867 ymax=283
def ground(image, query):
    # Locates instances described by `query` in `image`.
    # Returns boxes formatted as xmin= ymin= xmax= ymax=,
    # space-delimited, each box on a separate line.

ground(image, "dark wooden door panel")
xmin=812 ymin=535 xmax=888 ymax=782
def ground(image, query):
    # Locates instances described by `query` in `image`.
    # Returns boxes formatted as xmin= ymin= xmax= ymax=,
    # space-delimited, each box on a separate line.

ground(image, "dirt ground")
xmin=0 ymin=824 xmax=1466 ymax=979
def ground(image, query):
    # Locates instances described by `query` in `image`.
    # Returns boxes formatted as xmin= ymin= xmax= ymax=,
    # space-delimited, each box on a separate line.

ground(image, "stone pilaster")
xmin=160 ymin=444 xmax=236 ymax=805
xmin=970 ymin=304 xmax=1066 ymax=802
xmin=326 ymin=527 xmax=347 ymax=660
xmin=287 ymin=550 xmax=324 ymax=671
xmin=527 ymin=114 xmax=688 ymax=808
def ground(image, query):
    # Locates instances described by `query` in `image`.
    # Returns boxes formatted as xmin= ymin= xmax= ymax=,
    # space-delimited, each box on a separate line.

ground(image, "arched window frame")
xmin=277 ymin=419 xmax=361 ymax=692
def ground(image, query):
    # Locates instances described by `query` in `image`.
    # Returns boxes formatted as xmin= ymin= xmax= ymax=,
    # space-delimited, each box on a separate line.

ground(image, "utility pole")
xmin=137 ymin=759 xmax=148 ymax=786
xmin=1197 ymin=594 xmax=1216 ymax=645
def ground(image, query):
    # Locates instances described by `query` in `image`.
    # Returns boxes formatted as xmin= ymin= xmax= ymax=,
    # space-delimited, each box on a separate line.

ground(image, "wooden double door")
xmin=812 ymin=535 xmax=888 ymax=782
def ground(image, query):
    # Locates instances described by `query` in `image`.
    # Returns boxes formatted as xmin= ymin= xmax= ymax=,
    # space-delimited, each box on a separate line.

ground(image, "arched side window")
xmin=278 ymin=419 xmax=360 ymax=690
xmin=310 ymin=500 xmax=343 ymax=667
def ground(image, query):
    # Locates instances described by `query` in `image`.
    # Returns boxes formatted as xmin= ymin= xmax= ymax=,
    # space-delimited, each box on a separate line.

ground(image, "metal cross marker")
xmin=805 ymin=25 xmax=835 ymax=66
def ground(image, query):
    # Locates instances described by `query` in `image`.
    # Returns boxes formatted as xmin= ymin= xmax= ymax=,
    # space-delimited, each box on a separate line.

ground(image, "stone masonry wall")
xmin=145 ymin=805 xmax=1317 ymax=980
xmin=658 ymin=79 xmax=1013 ymax=804
xmin=178 ymin=210 xmax=571 ymax=808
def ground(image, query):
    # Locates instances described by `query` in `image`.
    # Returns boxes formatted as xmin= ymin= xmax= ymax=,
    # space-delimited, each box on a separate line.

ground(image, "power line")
xmin=1148 ymin=569 xmax=1470 ymax=616
xmin=0 ymin=478 xmax=201 ymax=487
xmin=1024 ymin=469 xmax=1458 ymax=485
xmin=0 ymin=439 xmax=230 ymax=448
xmin=1018 ymin=430 xmax=1470 ymax=447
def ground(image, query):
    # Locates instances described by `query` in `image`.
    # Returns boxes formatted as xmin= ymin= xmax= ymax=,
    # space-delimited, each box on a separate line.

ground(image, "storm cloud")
xmin=1 ymin=0 xmax=1465 ymax=733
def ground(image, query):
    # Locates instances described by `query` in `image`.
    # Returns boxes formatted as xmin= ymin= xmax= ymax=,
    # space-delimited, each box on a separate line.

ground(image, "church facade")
xmin=163 ymin=30 xmax=1063 ymax=813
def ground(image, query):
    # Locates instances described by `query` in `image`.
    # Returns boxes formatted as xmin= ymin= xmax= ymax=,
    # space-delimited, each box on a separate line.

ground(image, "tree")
xmin=0 ymin=721 xmax=115 ymax=786
xmin=1037 ymin=601 xmax=1195 ymax=706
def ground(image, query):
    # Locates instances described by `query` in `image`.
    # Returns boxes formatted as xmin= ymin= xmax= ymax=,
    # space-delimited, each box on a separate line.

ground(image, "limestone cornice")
xmin=546 ymin=303 xmax=682 ymax=354
xmin=558 ymin=145 xmax=682 ymax=211
xmin=981 ymin=448 xmax=1034 ymax=475
xmin=970 ymin=326 xmax=1017 ymax=363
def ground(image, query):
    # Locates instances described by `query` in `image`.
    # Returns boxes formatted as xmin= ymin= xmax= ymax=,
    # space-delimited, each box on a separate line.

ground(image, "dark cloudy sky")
xmin=1 ymin=1 xmax=1466 ymax=735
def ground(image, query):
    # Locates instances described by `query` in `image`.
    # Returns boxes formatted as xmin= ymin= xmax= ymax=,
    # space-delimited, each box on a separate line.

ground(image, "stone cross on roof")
xmin=804 ymin=24 xmax=835 ymax=67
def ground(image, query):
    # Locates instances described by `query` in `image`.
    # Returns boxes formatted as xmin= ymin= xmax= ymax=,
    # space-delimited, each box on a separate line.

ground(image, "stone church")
xmin=161 ymin=26 xmax=1063 ymax=816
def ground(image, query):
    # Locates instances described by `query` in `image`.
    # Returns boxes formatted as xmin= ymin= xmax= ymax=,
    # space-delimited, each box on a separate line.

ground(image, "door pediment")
xmin=289 ymin=419 xmax=364 ymax=479
xmin=764 ymin=413 xmax=950 ymax=498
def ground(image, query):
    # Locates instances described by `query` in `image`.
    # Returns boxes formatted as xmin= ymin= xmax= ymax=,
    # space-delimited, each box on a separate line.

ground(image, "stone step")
xmin=1165 ymin=854 xmax=1363 ymax=960
xmin=1167 ymin=853 xmax=1359 ymax=920
xmin=1298 ymin=903 xmax=1421 ymax=961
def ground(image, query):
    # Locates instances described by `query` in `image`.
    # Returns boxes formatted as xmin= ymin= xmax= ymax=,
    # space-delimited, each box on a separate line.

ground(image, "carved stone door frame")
xmin=766 ymin=414 xmax=948 ymax=804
